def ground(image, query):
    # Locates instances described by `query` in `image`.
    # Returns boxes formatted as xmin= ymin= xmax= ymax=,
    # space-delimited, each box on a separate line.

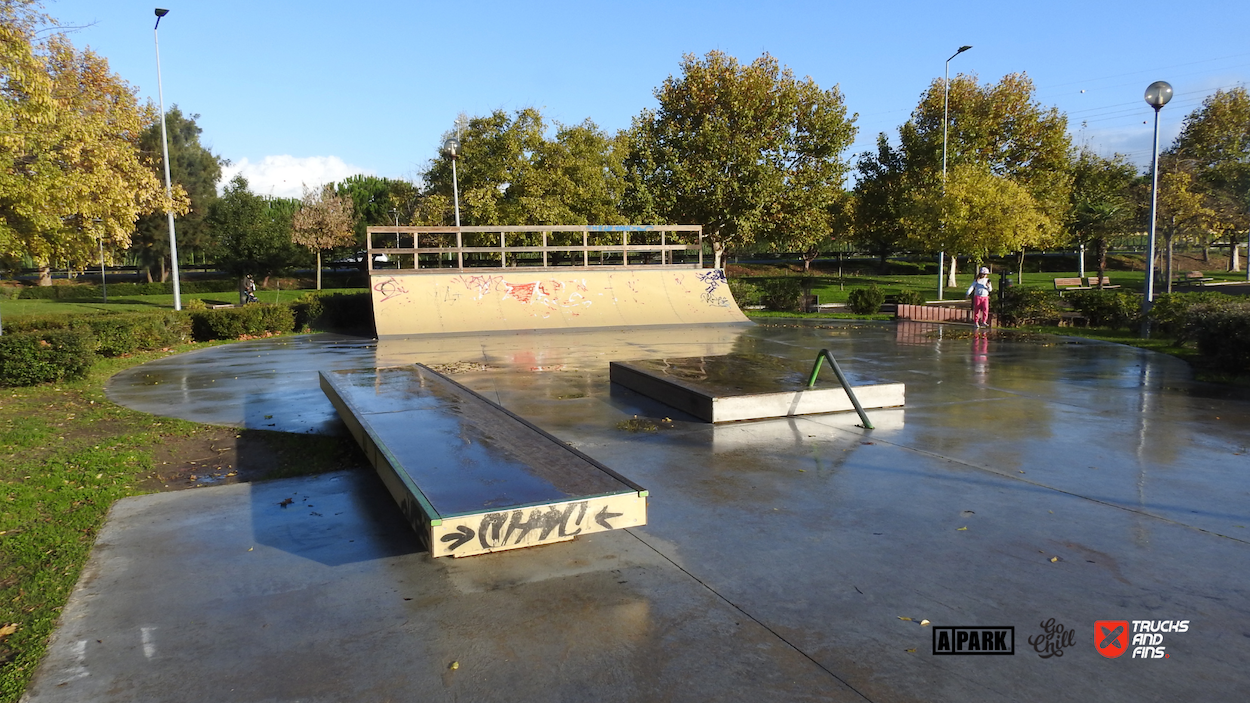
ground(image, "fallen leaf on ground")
xmin=921 ymin=620 xmax=931 ymax=626
xmin=278 ymin=498 xmax=293 ymax=507
xmin=957 ymin=527 xmax=968 ymax=531
xmin=898 ymin=616 xmax=912 ymax=621
xmin=1049 ymin=556 xmax=1059 ymax=563
xmin=0 ymin=623 xmax=17 ymax=639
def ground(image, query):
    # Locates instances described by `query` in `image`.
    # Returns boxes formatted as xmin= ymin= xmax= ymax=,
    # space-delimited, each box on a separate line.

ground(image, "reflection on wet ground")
xmin=75 ymin=320 xmax=1250 ymax=701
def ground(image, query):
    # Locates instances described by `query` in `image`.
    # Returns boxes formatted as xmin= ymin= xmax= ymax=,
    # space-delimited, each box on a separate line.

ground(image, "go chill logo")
xmin=1095 ymin=620 xmax=1189 ymax=659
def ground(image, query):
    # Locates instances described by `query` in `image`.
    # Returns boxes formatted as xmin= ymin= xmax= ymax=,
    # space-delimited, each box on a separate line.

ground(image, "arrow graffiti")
xmin=440 ymin=525 xmax=475 ymax=551
xmin=595 ymin=506 xmax=623 ymax=529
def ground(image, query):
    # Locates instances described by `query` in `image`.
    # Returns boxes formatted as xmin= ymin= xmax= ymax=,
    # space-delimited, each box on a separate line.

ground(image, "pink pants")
xmin=973 ymin=295 xmax=990 ymax=326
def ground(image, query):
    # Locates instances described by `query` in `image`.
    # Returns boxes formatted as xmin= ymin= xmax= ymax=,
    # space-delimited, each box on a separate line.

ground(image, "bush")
xmin=1066 ymin=290 xmax=1142 ymax=329
xmin=895 ymin=289 xmax=926 ymax=306
xmin=79 ymin=313 xmax=191 ymax=356
xmin=0 ymin=328 xmax=96 ymax=386
xmin=1149 ymin=291 xmax=1227 ymax=340
xmin=1184 ymin=299 xmax=1250 ymax=372
xmin=847 ymin=285 xmax=886 ymax=314
xmin=290 ymin=292 xmax=373 ymax=333
xmin=1 ymin=311 xmax=191 ymax=357
xmin=756 ymin=278 xmax=803 ymax=312
xmin=726 ymin=278 xmax=762 ymax=307
xmin=995 ymin=287 xmax=1063 ymax=327
xmin=189 ymin=304 xmax=296 ymax=341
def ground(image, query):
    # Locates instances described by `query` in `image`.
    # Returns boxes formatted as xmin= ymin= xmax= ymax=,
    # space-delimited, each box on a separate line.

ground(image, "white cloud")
xmin=220 ymin=155 xmax=375 ymax=199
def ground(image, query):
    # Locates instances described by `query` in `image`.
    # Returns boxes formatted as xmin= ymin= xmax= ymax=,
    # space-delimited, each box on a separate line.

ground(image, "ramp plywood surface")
xmin=370 ymin=268 xmax=747 ymax=336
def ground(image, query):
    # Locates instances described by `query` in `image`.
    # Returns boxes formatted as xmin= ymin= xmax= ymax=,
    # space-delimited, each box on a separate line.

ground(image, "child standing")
xmin=966 ymin=267 xmax=992 ymax=328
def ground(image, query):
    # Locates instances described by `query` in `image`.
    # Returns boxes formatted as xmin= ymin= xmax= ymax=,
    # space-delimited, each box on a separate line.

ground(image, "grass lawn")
xmin=0 ymin=339 xmax=369 ymax=702
xmin=0 ymin=288 xmax=361 ymax=321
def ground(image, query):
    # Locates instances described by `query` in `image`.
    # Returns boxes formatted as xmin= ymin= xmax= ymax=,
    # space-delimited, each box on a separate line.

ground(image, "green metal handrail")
xmin=806 ymin=349 xmax=874 ymax=429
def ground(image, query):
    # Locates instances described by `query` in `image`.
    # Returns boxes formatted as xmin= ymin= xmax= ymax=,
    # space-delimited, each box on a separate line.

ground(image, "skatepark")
xmin=19 ymin=227 xmax=1250 ymax=701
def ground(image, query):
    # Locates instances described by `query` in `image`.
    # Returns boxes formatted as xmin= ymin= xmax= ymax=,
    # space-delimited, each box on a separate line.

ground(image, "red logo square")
xmin=1095 ymin=620 xmax=1129 ymax=658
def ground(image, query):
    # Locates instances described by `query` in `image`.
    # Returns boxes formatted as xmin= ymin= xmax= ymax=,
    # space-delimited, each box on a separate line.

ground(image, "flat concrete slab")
xmin=609 ymin=354 xmax=904 ymax=422
xmin=320 ymin=365 xmax=647 ymax=557
xmin=34 ymin=320 xmax=1250 ymax=701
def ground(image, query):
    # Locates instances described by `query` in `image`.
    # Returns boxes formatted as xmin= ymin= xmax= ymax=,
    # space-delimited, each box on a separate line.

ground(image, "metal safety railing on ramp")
xmin=806 ymin=349 xmax=874 ymax=429
xmin=366 ymin=225 xmax=705 ymax=273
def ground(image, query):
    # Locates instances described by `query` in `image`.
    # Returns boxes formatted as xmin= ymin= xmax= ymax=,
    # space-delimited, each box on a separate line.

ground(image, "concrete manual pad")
xmin=35 ymin=321 xmax=1250 ymax=701
xmin=319 ymin=365 xmax=646 ymax=557
xmin=609 ymin=353 xmax=904 ymax=422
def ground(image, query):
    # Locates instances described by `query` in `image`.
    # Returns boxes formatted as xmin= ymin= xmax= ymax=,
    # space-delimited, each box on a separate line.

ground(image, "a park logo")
xmin=1095 ymin=621 xmax=1129 ymax=658
xmin=932 ymin=627 xmax=1014 ymax=655
xmin=1096 ymin=620 xmax=1189 ymax=659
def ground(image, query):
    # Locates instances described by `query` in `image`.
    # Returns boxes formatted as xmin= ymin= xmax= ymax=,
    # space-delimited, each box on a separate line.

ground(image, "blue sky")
xmin=46 ymin=0 xmax=1250 ymax=199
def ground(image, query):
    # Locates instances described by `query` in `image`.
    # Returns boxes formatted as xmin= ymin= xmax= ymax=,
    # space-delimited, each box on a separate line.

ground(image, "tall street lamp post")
xmin=442 ymin=137 xmax=462 ymax=227
xmin=939 ymin=45 xmax=972 ymax=300
xmin=1142 ymin=80 xmax=1173 ymax=335
xmin=154 ymin=8 xmax=181 ymax=310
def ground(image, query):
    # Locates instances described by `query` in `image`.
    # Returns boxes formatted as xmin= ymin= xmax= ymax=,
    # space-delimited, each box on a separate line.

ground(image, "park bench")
xmin=1178 ymin=271 xmax=1214 ymax=287
xmin=1086 ymin=276 xmax=1120 ymax=289
xmin=1053 ymin=277 xmax=1090 ymax=293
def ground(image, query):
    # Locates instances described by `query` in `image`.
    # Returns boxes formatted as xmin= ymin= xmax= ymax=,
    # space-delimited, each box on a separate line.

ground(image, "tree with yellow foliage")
xmin=0 ymin=1 xmax=185 ymax=283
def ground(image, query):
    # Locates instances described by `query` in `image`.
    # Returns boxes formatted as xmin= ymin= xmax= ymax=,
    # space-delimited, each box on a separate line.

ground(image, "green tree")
xmin=130 ymin=106 xmax=224 ymax=282
xmin=206 ymin=176 xmax=305 ymax=285
xmin=292 ymin=184 xmax=355 ymax=290
xmin=1068 ymin=150 xmax=1138 ymax=284
xmin=510 ymin=119 xmax=628 ymax=226
xmin=335 ymin=174 xmax=419 ymax=247
xmin=852 ymin=134 xmax=911 ymax=268
xmin=899 ymin=72 xmax=1072 ymax=286
xmin=422 ymin=109 xmax=546 ymax=226
xmin=1168 ymin=88 xmax=1250 ymax=271
xmin=0 ymin=2 xmax=184 ymax=283
xmin=906 ymin=162 xmax=1049 ymax=266
xmin=626 ymin=51 xmax=858 ymax=268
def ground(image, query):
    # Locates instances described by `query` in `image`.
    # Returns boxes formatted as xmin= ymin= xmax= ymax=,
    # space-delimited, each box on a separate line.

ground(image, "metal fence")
xmin=365 ymin=225 xmax=704 ymax=273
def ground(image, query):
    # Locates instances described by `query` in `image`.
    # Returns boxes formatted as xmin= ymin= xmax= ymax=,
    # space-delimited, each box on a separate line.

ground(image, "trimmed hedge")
xmin=1148 ymin=291 xmax=1227 ymax=340
xmin=725 ymin=278 xmax=763 ymax=307
xmin=847 ymin=285 xmax=886 ymax=314
xmin=1184 ymin=299 xmax=1250 ymax=373
xmin=994 ymin=287 xmax=1064 ymax=327
xmin=289 ymin=292 xmax=373 ymax=333
xmin=1 ymin=312 xmax=191 ymax=356
xmin=1065 ymin=290 xmax=1142 ymax=329
xmin=757 ymin=278 xmax=803 ymax=312
xmin=14 ymin=279 xmax=240 ymax=299
xmin=0 ymin=329 xmax=96 ymax=386
xmin=189 ymin=305 xmax=296 ymax=341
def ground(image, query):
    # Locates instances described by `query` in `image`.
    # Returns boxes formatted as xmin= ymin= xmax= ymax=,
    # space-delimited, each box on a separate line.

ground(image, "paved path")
xmin=26 ymin=322 xmax=1250 ymax=702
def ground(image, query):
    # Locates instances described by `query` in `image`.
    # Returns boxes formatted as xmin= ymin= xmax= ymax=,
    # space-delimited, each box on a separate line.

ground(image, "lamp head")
xmin=1144 ymin=81 xmax=1173 ymax=110
xmin=958 ymin=45 xmax=972 ymax=53
xmin=155 ymin=8 xmax=169 ymax=17
xmin=442 ymin=137 xmax=460 ymax=159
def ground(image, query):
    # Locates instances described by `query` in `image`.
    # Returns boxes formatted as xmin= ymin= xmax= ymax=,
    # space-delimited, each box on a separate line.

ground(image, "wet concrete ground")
xmin=25 ymin=321 xmax=1250 ymax=701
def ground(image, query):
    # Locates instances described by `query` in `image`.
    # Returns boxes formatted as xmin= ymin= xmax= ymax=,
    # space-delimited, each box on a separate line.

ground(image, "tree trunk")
xmin=158 ymin=256 xmax=169 ymax=283
xmin=262 ymin=275 xmax=271 ymax=288
xmin=946 ymin=254 xmax=958 ymax=289
xmin=1097 ymin=237 xmax=1109 ymax=284
xmin=1017 ymin=250 xmax=1025 ymax=283
xmin=712 ymin=239 xmax=724 ymax=270
xmin=316 ymin=250 xmax=323 ymax=290
xmin=1231 ymin=240 xmax=1241 ymax=273
xmin=1165 ymin=232 xmax=1174 ymax=294
xmin=38 ymin=265 xmax=52 ymax=286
